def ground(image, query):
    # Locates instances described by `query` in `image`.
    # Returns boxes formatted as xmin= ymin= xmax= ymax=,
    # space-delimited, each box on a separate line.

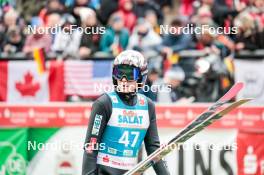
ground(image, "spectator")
xmin=46 ymin=12 xmax=61 ymax=28
xmin=157 ymin=66 xmax=190 ymax=103
xmin=3 ymin=8 xmax=17 ymax=28
xmin=234 ymin=12 xmax=264 ymax=50
xmin=128 ymin=18 xmax=162 ymax=69
xmin=2 ymin=26 xmax=24 ymax=55
xmin=191 ymin=4 xmax=214 ymax=25
xmin=213 ymin=0 xmax=246 ymax=27
xmin=23 ymin=18 xmax=52 ymax=54
xmin=191 ymin=8 xmax=235 ymax=53
xmin=133 ymin=0 xmax=163 ymax=25
xmin=247 ymin=0 xmax=264 ymax=30
xmin=70 ymin=0 xmax=100 ymax=26
xmin=251 ymin=0 xmax=264 ymax=26
xmin=145 ymin=10 xmax=160 ymax=35
xmin=79 ymin=8 xmax=101 ymax=58
xmin=117 ymin=0 xmax=137 ymax=33
xmin=39 ymin=0 xmax=65 ymax=25
xmin=3 ymin=8 xmax=20 ymax=30
xmin=52 ymin=14 xmax=82 ymax=58
xmin=128 ymin=18 xmax=161 ymax=52
xmin=196 ymin=0 xmax=246 ymax=27
xmin=196 ymin=29 xmax=230 ymax=58
xmin=46 ymin=12 xmax=61 ymax=42
xmin=159 ymin=17 xmax=195 ymax=56
xmin=98 ymin=0 xmax=119 ymax=25
xmin=99 ymin=13 xmax=129 ymax=56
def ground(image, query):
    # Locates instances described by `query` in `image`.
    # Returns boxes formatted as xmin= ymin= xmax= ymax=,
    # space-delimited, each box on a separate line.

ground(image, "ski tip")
xmin=218 ymin=98 xmax=252 ymax=116
xmin=231 ymin=98 xmax=253 ymax=107
xmin=220 ymin=82 xmax=244 ymax=101
xmin=242 ymin=98 xmax=254 ymax=102
xmin=236 ymin=82 xmax=244 ymax=89
xmin=233 ymin=98 xmax=253 ymax=105
xmin=231 ymin=82 xmax=244 ymax=92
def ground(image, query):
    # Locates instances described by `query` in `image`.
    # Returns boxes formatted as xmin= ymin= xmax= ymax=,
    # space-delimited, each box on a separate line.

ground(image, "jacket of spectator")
xmin=52 ymin=14 xmax=82 ymax=57
xmin=144 ymin=10 xmax=161 ymax=35
xmin=211 ymin=2 xmax=240 ymax=27
xmin=23 ymin=32 xmax=52 ymax=54
xmin=52 ymin=29 xmax=82 ymax=57
xmin=117 ymin=0 xmax=137 ymax=33
xmin=2 ymin=26 xmax=24 ymax=54
xmin=79 ymin=29 xmax=101 ymax=55
xmin=234 ymin=11 xmax=264 ymax=50
xmin=156 ymin=66 xmax=188 ymax=103
xmin=99 ymin=13 xmax=129 ymax=54
xmin=161 ymin=33 xmax=194 ymax=53
xmin=100 ymin=26 xmax=129 ymax=53
xmin=127 ymin=18 xmax=161 ymax=51
xmin=234 ymin=30 xmax=264 ymax=50
xmin=79 ymin=8 xmax=101 ymax=58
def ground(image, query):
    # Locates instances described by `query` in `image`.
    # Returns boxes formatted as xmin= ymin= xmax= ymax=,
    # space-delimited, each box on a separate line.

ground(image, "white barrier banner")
xmin=234 ymin=59 xmax=264 ymax=104
xmin=25 ymin=127 xmax=264 ymax=175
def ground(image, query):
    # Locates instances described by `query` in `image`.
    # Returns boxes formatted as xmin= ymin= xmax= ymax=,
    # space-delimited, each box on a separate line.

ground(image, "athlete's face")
xmin=117 ymin=77 xmax=137 ymax=93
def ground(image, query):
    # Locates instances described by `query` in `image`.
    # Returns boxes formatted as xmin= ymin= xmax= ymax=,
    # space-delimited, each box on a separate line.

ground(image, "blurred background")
xmin=0 ymin=0 xmax=263 ymax=174
xmin=0 ymin=0 xmax=264 ymax=103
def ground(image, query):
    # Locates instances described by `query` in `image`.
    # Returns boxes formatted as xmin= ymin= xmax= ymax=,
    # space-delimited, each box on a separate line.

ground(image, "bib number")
xmin=118 ymin=131 xmax=139 ymax=147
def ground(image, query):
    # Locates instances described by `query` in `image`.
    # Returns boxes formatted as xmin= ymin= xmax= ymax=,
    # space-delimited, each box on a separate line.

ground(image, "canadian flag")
xmin=0 ymin=60 xmax=65 ymax=103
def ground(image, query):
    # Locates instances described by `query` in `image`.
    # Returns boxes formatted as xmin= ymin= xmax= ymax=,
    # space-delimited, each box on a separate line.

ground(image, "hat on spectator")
xmin=164 ymin=66 xmax=185 ymax=81
xmin=3 ymin=8 xmax=19 ymax=23
xmin=136 ymin=17 xmax=152 ymax=28
xmin=31 ymin=17 xmax=44 ymax=27
xmin=108 ymin=12 xmax=123 ymax=25
xmin=60 ymin=14 xmax=76 ymax=26
xmin=79 ymin=8 xmax=96 ymax=22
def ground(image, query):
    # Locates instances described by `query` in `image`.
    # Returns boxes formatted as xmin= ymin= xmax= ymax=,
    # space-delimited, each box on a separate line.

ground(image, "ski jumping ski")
xmin=169 ymin=82 xmax=244 ymax=143
xmin=125 ymin=83 xmax=250 ymax=175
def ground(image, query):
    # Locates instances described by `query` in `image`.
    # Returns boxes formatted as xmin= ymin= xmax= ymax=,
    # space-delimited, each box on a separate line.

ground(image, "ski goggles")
xmin=113 ymin=64 xmax=141 ymax=81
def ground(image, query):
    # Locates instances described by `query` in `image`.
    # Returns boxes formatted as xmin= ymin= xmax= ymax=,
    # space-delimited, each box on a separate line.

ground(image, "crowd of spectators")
xmin=0 ymin=0 xmax=263 ymax=102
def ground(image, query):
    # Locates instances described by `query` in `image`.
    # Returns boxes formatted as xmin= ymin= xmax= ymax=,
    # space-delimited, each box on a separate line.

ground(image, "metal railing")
xmin=1 ymin=49 xmax=264 ymax=60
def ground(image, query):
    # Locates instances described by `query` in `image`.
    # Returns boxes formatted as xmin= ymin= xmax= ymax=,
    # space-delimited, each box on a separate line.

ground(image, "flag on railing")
xmin=33 ymin=48 xmax=46 ymax=74
xmin=64 ymin=60 xmax=112 ymax=98
xmin=0 ymin=60 xmax=65 ymax=102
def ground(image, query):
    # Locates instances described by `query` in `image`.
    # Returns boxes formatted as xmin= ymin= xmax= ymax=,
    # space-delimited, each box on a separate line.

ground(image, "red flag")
xmin=237 ymin=131 xmax=264 ymax=175
xmin=0 ymin=60 xmax=65 ymax=102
